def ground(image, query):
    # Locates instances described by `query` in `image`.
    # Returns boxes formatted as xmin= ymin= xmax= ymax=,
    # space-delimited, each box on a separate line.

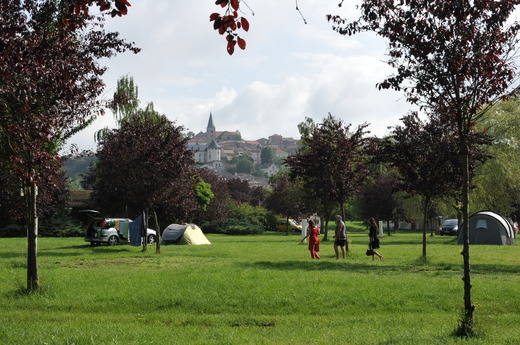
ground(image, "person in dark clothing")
xmin=367 ymin=217 xmax=383 ymax=261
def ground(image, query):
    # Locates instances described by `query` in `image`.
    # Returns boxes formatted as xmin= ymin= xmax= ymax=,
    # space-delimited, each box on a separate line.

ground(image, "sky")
xmin=66 ymin=0 xmax=415 ymax=151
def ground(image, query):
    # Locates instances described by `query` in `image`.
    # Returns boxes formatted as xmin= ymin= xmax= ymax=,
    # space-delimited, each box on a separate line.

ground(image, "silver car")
xmin=440 ymin=219 xmax=458 ymax=236
xmin=85 ymin=217 xmax=156 ymax=246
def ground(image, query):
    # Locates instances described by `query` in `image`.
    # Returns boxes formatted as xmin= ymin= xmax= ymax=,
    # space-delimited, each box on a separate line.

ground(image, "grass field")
xmin=0 ymin=225 xmax=518 ymax=345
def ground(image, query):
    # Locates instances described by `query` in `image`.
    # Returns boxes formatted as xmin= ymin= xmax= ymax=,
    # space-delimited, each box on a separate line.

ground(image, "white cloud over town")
xmin=66 ymin=0 xmax=414 ymax=151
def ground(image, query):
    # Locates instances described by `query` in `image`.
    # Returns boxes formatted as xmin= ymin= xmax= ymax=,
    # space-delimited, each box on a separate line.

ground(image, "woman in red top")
xmin=301 ymin=219 xmax=320 ymax=259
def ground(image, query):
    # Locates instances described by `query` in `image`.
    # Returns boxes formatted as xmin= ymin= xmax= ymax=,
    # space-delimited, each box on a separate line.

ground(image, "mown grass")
xmin=0 ymin=228 xmax=518 ymax=345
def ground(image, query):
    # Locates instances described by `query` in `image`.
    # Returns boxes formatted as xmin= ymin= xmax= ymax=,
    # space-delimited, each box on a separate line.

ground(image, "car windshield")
xmin=444 ymin=220 xmax=457 ymax=226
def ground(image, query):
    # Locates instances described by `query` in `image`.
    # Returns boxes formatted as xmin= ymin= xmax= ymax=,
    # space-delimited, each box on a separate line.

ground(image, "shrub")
xmin=201 ymin=218 xmax=264 ymax=235
xmin=39 ymin=215 xmax=84 ymax=237
xmin=0 ymin=223 xmax=25 ymax=237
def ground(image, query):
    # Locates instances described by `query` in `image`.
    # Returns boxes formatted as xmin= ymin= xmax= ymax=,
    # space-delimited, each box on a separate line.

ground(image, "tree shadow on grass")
xmin=0 ymin=245 xmax=132 ymax=259
xmin=239 ymin=259 xmax=520 ymax=276
xmin=239 ymin=260 xmax=399 ymax=273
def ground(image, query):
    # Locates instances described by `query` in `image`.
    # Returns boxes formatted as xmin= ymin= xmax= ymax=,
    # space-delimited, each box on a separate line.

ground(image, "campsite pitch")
xmin=0 ymin=231 xmax=518 ymax=344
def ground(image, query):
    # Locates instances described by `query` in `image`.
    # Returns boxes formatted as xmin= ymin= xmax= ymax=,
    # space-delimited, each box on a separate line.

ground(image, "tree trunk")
xmin=459 ymin=135 xmax=474 ymax=335
xmin=152 ymin=209 xmax=161 ymax=254
xmin=340 ymin=202 xmax=349 ymax=252
xmin=26 ymin=181 xmax=39 ymax=291
xmin=422 ymin=195 xmax=430 ymax=259
xmin=142 ymin=209 xmax=148 ymax=252
xmin=321 ymin=216 xmax=328 ymax=241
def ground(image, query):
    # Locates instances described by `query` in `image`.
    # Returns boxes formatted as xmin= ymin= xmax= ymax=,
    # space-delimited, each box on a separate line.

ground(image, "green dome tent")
xmin=458 ymin=211 xmax=516 ymax=245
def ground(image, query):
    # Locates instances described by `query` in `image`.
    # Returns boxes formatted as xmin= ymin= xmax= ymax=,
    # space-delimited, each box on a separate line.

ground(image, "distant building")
xmin=259 ymin=163 xmax=280 ymax=178
xmin=187 ymin=112 xmax=300 ymax=185
xmin=187 ymin=139 xmax=221 ymax=164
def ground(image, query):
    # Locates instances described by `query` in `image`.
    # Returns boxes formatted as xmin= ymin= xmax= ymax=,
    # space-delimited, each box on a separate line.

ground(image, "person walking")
xmin=334 ymin=215 xmax=347 ymax=259
xmin=301 ymin=219 xmax=320 ymax=259
xmin=367 ymin=217 xmax=383 ymax=261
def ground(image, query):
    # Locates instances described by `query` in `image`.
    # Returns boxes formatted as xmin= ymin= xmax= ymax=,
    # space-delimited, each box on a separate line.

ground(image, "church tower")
xmin=206 ymin=112 xmax=216 ymax=142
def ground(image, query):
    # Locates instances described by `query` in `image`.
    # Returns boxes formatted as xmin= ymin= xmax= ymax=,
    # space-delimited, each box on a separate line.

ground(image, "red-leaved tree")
xmin=0 ymin=0 xmax=138 ymax=291
xmin=286 ymin=114 xmax=370 ymax=244
xmin=328 ymin=1 xmax=520 ymax=335
xmin=90 ymin=115 xmax=194 ymax=252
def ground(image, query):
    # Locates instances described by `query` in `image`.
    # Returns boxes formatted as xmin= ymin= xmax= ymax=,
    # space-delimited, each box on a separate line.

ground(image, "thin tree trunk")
xmin=152 ymin=209 xmax=161 ymax=254
xmin=340 ymin=202 xmax=349 ymax=252
xmin=26 ymin=181 xmax=39 ymax=291
xmin=422 ymin=195 xmax=430 ymax=259
xmin=142 ymin=209 xmax=148 ymax=252
xmin=460 ymin=136 xmax=474 ymax=335
xmin=321 ymin=216 xmax=328 ymax=241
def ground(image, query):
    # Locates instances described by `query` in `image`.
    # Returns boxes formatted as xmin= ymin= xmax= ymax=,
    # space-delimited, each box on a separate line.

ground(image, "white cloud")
xmin=66 ymin=0 xmax=413 ymax=151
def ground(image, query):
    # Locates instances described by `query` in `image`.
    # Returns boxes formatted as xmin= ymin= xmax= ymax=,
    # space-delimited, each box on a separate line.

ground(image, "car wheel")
xmin=147 ymin=234 xmax=156 ymax=244
xmin=107 ymin=235 xmax=119 ymax=246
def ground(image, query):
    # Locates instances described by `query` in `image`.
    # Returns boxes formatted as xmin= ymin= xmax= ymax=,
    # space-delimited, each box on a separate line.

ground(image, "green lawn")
xmin=0 ymin=229 xmax=518 ymax=345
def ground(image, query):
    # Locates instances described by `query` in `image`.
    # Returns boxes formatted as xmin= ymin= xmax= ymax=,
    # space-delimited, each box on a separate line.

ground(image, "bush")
xmin=0 ymin=215 xmax=84 ymax=238
xmin=201 ymin=218 xmax=264 ymax=235
xmin=0 ymin=223 xmax=25 ymax=237
xmin=200 ymin=202 xmax=269 ymax=235
xmin=39 ymin=215 xmax=84 ymax=237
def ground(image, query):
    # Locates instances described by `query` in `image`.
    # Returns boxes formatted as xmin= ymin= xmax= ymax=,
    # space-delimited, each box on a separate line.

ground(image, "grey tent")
xmin=161 ymin=223 xmax=211 ymax=245
xmin=458 ymin=211 xmax=516 ymax=245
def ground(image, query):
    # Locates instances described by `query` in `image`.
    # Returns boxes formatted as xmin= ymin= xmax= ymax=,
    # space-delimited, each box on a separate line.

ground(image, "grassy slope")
xmin=0 ymin=228 xmax=518 ymax=345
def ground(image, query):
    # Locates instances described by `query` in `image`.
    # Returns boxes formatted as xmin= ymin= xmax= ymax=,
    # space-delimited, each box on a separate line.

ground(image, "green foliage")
xmin=63 ymin=155 xmax=97 ymax=191
xmin=0 ymin=214 xmax=84 ymax=238
xmin=228 ymin=155 xmax=254 ymax=174
xmin=260 ymin=146 xmax=274 ymax=164
xmin=0 ymin=224 xmax=25 ymax=237
xmin=194 ymin=178 xmax=214 ymax=212
xmin=202 ymin=202 xmax=268 ymax=235
xmin=471 ymin=99 xmax=520 ymax=219
xmin=39 ymin=214 xmax=84 ymax=237
xmin=230 ymin=202 xmax=269 ymax=226
xmin=201 ymin=218 xmax=264 ymax=235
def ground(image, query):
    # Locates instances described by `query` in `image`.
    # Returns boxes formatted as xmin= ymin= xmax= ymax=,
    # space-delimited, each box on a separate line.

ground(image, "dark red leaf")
xmin=241 ymin=17 xmax=250 ymax=32
xmin=237 ymin=37 xmax=246 ymax=50
xmin=210 ymin=13 xmax=220 ymax=21
xmin=227 ymin=40 xmax=235 ymax=55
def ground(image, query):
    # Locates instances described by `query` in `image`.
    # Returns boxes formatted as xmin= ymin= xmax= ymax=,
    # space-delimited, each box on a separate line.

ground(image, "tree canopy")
xmin=286 ymin=114 xmax=370 ymax=242
xmin=329 ymin=0 xmax=520 ymax=335
xmin=0 ymin=0 xmax=138 ymax=290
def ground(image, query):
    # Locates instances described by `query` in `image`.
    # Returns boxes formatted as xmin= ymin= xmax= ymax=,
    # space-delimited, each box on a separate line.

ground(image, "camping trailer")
xmin=458 ymin=211 xmax=516 ymax=245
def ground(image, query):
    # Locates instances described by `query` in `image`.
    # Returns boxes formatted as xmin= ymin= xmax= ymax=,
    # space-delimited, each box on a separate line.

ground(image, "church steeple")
xmin=206 ymin=111 xmax=216 ymax=142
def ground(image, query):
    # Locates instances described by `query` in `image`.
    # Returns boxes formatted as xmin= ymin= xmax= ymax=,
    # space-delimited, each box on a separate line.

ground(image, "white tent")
xmin=161 ymin=223 xmax=211 ymax=245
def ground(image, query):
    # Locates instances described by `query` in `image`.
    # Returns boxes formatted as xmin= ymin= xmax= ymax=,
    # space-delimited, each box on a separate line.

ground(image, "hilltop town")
xmin=187 ymin=113 xmax=300 ymax=186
